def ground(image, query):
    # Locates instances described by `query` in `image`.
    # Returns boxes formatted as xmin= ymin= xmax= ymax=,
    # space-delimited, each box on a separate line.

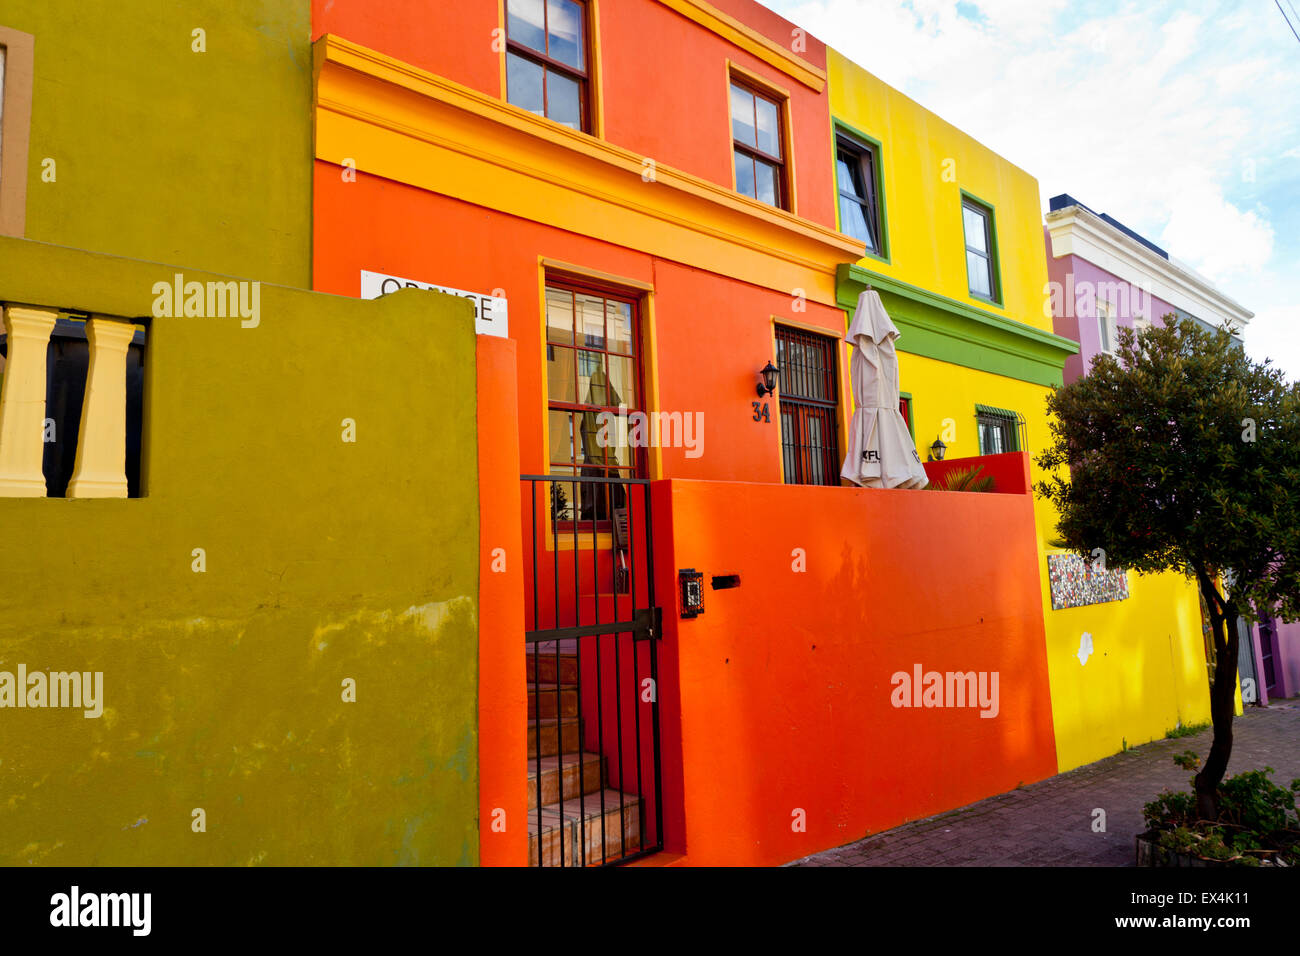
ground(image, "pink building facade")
xmin=1045 ymin=195 xmax=1298 ymax=704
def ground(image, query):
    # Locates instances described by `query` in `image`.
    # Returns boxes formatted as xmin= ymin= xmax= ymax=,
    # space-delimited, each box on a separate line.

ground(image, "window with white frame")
xmin=1097 ymin=297 xmax=1118 ymax=354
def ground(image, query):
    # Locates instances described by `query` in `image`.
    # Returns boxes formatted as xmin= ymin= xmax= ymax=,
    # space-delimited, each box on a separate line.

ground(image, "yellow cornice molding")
xmin=313 ymin=35 xmax=862 ymax=306
xmin=655 ymin=0 xmax=826 ymax=92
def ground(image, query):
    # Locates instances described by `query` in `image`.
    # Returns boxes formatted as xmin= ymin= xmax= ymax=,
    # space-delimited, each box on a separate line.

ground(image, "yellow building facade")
xmin=827 ymin=49 xmax=1211 ymax=772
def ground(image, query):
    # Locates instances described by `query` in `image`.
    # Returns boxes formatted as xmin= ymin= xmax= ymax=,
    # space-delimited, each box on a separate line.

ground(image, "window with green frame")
xmin=961 ymin=196 xmax=999 ymax=302
xmin=975 ymin=404 xmax=1023 ymax=455
xmin=835 ymin=132 xmax=882 ymax=254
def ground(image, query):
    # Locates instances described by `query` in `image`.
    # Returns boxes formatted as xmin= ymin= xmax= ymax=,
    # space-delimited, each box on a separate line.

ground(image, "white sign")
xmin=360 ymin=270 xmax=508 ymax=338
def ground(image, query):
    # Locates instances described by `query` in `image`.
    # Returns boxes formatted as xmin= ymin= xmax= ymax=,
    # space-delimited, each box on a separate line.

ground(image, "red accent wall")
xmin=924 ymin=451 xmax=1033 ymax=495
xmin=651 ymin=478 xmax=1058 ymax=865
xmin=311 ymin=0 xmax=836 ymax=229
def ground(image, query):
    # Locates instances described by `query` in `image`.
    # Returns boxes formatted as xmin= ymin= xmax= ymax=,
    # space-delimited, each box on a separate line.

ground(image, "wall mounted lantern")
xmin=756 ymin=361 xmax=780 ymax=397
xmin=929 ymin=438 xmax=947 ymax=461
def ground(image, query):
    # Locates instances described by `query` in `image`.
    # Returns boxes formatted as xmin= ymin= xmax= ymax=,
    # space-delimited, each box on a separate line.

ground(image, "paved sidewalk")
xmin=792 ymin=700 xmax=1300 ymax=866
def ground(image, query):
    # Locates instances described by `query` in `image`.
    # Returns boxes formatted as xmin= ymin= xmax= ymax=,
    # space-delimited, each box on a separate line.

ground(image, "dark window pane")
xmin=734 ymin=150 xmax=755 ymax=198
xmin=755 ymin=96 xmax=780 ymax=157
xmin=755 ymin=160 xmax=778 ymax=207
xmin=775 ymin=326 xmax=841 ymax=485
xmin=577 ymin=348 xmax=602 ymax=403
xmin=577 ymin=407 xmax=605 ymax=465
xmin=547 ymin=0 xmax=585 ymax=69
xmin=507 ymin=0 xmax=547 ymax=53
xmin=730 ymin=84 xmax=756 ymax=148
xmin=837 ymin=151 xmax=864 ymax=198
xmin=506 ymin=52 xmax=545 ymax=115
xmin=546 ymin=70 xmax=582 ymax=129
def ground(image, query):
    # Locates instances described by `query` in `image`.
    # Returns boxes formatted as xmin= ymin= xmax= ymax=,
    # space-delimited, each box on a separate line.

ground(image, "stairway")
xmin=526 ymin=649 xmax=642 ymax=866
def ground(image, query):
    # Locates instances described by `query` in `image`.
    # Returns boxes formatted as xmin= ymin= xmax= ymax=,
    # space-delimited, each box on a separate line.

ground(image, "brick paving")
xmin=792 ymin=699 xmax=1300 ymax=867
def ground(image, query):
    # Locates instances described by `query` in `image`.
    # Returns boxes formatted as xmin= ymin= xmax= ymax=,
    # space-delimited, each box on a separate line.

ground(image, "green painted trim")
xmin=837 ymin=263 xmax=1079 ymax=389
xmin=898 ymin=390 xmax=915 ymax=443
xmin=959 ymin=189 xmax=1002 ymax=307
xmin=831 ymin=118 xmax=890 ymax=265
xmin=975 ymin=403 xmax=1019 ymax=419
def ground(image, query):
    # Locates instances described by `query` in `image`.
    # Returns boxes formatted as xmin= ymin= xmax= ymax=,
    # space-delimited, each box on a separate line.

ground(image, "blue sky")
xmin=766 ymin=0 xmax=1300 ymax=378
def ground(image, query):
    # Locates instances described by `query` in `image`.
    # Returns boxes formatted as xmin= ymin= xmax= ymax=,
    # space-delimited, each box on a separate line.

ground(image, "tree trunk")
xmin=1193 ymin=574 xmax=1240 ymax=821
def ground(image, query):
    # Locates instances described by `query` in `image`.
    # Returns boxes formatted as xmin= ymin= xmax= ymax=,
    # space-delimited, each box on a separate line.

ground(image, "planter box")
xmin=1135 ymin=831 xmax=1230 ymax=868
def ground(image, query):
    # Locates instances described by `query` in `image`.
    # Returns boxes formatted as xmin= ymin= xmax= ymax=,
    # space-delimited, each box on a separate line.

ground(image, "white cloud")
xmin=767 ymin=0 xmax=1300 ymax=375
xmin=1159 ymin=173 xmax=1274 ymax=283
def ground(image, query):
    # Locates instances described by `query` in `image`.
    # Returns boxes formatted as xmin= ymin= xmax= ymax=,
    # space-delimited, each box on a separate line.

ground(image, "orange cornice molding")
xmin=313 ymin=35 xmax=861 ymax=307
xmin=654 ymin=0 xmax=826 ymax=92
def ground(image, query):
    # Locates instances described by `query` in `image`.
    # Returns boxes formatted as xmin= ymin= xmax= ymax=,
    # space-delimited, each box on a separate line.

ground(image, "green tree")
xmin=1036 ymin=317 xmax=1300 ymax=819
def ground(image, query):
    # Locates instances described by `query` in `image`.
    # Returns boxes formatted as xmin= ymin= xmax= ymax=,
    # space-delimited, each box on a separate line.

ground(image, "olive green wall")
xmin=3 ymin=0 xmax=311 ymax=286
xmin=0 ymin=237 xmax=480 ymax=864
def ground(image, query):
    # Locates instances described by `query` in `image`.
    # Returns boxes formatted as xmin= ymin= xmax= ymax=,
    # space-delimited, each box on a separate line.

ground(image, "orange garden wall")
xmin=650 ymin=470 xmax=1059 ymax=865
xmin=476 ymin=335 xmax=528 ymax=866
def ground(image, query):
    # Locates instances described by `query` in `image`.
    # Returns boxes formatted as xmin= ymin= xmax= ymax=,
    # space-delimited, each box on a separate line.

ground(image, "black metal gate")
xmin=521 ymin=474 xmax=664 ymax=866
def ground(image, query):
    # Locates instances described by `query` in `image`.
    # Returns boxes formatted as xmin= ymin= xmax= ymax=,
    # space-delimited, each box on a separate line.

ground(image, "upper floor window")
xmin=730 ymin=77 xmax=787 ymax=210
xmin=506 ymin=0 xmax=590 ymax=132
xmin=836 ymin=134 xmax=882 ymax=254
xmin=1097 ymin=297 xmax=1118 ymax=354
xmin=961 ymin=197 xmax=999 ymax=303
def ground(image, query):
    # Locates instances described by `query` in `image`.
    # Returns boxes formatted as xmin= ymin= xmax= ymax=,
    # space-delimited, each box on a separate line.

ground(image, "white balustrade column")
xmin=0 ymin=304 xmax=58 ymax=496
xmin=67 ymin=316 xmax=136 ymax=499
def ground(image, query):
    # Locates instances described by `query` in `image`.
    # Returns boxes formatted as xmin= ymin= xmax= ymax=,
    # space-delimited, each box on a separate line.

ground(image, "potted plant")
xmin=1137 ymin=751 xmax=1300 ymax=867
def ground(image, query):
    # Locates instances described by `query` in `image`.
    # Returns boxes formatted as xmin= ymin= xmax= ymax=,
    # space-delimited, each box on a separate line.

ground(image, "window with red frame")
xmin=544 ymin=279 xmax=643 ymax=526
xmin=505 ymin=0 xmax=591 ymax=133
xmin=729 ymin=76 xmax=788 ymax=210
xmin=775 ymin=325 xmax=841 ymax=485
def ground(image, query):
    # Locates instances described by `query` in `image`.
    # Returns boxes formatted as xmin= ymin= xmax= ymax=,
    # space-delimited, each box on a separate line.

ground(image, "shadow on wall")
xmin=655 ymin=468 xmax=1058 ymax=866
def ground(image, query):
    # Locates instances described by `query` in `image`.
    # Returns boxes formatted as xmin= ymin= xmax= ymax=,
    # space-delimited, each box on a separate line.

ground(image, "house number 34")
xmin=752 ymin=401 xmax=771 ymax=423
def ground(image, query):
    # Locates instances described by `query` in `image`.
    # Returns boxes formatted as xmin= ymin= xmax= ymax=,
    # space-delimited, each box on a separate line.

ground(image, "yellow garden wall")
xmin=0 ymin=238 xmax=482 ymax=864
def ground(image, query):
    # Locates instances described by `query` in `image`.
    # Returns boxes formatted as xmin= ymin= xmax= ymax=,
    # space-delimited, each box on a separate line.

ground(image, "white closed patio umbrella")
xmin=840 ymin=288 xmax=929 ymax=489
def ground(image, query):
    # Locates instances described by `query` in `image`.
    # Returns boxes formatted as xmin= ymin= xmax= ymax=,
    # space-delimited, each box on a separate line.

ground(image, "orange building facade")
xmin=310 ymin=0 xmax=1060 ymax=866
